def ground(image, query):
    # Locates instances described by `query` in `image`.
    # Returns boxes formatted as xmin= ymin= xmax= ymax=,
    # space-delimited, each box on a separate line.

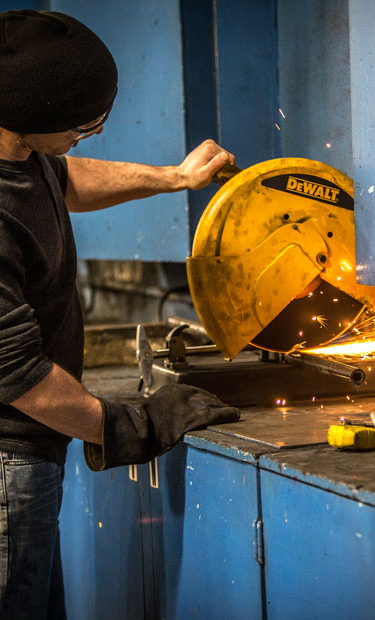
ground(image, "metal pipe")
xmin=153 ymin=343 xmax=219 ymax=359
xmin=285 ymin=351 xmax=365 ymax=386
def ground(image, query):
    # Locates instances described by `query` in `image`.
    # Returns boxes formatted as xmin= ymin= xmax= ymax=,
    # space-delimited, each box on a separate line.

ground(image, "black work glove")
xmin=84 ymin=384 xmax=240 ymax=471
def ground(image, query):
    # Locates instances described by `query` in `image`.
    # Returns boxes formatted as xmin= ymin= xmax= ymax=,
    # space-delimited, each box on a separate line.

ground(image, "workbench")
xmin=59 ymin=366 xmax=375 ymax=620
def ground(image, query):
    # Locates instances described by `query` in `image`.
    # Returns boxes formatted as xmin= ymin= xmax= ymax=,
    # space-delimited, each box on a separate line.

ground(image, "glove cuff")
xmin=84 ymin=398 xmax=113 ymax=471
xmin=83 ymin=397 xmax=155 ymax=471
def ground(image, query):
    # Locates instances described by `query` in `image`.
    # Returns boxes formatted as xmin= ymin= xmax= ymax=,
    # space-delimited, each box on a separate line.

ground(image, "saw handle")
xmin=212 ymin=162 xmax=243 ymax=186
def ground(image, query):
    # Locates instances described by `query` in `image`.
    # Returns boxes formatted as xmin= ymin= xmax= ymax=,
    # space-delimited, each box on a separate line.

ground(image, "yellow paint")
xmin=187 ymin=158 xmax=375 ymax=359
xmin=328 ymin=424 xmax=375 ymax=449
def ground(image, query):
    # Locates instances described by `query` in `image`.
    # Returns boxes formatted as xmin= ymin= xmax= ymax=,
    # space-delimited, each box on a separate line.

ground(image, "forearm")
xmin=11 ymin=363 xmax=103 ymax=444
xmin=65 ymin=139 xmax=235 ymax=212
xmin=65 ymin=156 xmax=185 ymax=212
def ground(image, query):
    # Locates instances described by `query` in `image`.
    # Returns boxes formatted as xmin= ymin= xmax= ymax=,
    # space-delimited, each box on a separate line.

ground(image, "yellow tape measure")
xmin=328 ymin=424 xmax=375 ymax=450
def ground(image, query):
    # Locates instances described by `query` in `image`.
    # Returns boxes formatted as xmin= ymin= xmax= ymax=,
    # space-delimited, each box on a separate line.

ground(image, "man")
xmin=0 ymin=8 xmax=239 ymax=620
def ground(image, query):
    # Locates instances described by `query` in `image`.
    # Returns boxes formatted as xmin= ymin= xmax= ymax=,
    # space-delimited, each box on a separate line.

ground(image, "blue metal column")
xmin=277 ymin=0 xmax=352 ymax=175
xmin=216 ymin=0 xmax=280 ymax=167
xmin=349 ymin=0 xmax=375 ymax=284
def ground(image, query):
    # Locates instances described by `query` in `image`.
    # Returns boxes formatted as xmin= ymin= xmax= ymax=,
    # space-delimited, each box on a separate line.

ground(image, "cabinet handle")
xmin=149 ymin=458 xmax=159 ymax=488
xmin=129 ymin=464 xmax=138 ymax=482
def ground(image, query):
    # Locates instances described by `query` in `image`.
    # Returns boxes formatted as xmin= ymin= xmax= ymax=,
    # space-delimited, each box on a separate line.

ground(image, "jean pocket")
xmin=1 ymin=453 xmax=48 ymax=466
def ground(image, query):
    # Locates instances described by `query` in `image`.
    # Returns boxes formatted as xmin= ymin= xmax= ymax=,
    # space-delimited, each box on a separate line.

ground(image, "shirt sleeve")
xmin=0 ymin=216 xmax=53 ymax=403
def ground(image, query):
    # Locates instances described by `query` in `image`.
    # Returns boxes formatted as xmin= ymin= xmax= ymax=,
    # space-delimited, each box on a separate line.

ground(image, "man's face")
xmin=22 ymin=125 xmax=104 ymax=156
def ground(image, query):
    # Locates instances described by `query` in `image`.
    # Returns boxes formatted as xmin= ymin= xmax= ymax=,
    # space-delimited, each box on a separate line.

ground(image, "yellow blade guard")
xmin=187 ymin=158 xmax=375 ymax=359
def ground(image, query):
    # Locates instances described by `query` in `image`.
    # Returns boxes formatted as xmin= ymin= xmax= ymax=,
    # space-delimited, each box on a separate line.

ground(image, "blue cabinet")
xmin=149 ymin=444 xmax=263 ymax=620
xmin=61 ymin=427 xmax=375 ymax=620
xmin=259 ymin=449 xmax=375 ymax=620
xmin=60 ymin=439 xmax=145 ymax=620
xmin=61 ymin=438 xmax=264 ymax=620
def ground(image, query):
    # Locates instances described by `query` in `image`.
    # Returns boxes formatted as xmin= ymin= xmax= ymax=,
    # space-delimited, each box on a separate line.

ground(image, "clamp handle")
xmin=165 ymin=324 xmax=189 ymax=369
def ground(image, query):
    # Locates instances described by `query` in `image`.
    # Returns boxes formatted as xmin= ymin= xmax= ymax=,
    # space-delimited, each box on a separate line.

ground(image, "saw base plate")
xmin=146 ymin=350 xmax=375 ymax=407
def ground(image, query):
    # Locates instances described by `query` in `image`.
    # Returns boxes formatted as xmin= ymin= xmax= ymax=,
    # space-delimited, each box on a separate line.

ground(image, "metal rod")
xmin=285 ymin=351 xmax=366 ymax=386
xmin=153 ymin=344 xmax=219 ymax=359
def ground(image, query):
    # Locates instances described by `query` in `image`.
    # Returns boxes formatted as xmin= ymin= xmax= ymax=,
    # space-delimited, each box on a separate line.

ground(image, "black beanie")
xmin=0 ymin=9 xmax=118 ymax=133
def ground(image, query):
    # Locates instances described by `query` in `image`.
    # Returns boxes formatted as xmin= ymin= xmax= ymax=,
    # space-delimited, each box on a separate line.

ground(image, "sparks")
xmin=304 ymin=312 xmax=375 ymax=360
xmin=312 ymin=315 xmax=328 ymax=328
xmin=275 ymin=123 xmax=281 ymax=131
xmin=276 ymin=399 xmax=287 ymax=406
xmin=308 ymin=340 xmax=375 ymax=356
xmin=279 ymin=108 xmax=286 ymax=118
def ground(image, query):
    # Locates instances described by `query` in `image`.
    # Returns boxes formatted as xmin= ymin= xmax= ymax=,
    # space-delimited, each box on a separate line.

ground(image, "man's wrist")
xmin=166 ymin=164 xmax=188 ymax=192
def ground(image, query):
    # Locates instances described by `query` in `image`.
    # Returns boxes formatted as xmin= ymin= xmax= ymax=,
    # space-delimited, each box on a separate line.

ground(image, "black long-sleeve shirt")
xmin=0 ymin=152 xmax=83 ymax=464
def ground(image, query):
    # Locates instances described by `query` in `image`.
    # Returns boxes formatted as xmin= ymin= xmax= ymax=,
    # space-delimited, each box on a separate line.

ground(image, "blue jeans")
xmin=0 ymin=451 xmax=66 ymax=620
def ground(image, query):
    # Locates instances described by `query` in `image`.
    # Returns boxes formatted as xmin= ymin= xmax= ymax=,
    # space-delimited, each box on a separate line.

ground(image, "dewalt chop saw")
xmin=138 ymin=158 xmax=375 ymax=409
xmin=187 ymin=158 xmax=375 ymax=359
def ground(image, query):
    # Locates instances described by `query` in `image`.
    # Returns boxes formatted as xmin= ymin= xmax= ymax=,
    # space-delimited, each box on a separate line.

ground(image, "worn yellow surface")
xmin=187 ymin=158 xmax=375 ymax=359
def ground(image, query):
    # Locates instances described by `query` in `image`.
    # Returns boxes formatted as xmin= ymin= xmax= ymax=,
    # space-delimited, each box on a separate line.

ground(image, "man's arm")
xmin=11 ymin=363 xmax=103 ymax=444
xmin=65 ymin=139 xmax=235 ymax=212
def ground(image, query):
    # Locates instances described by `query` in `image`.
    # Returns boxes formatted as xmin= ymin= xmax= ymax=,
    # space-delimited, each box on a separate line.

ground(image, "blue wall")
xmin=349 ymin=0 xmax=375 ymax=286
xmin=277 ymin=0 xmax=352 ymax=177
xmin=0 ymin=0 xmax=280 ymax=260
xmin=51 ymin=0 xmax=190 ymax=261
xmin=2 ymin=0 xmax=369 ymax=269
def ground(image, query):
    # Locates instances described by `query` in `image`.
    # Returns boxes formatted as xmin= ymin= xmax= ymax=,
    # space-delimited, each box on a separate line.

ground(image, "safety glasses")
xmin=71 ymin=106 xmax=112 ymax=135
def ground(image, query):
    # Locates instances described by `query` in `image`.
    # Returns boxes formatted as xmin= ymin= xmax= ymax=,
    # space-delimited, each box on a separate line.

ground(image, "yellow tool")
xmin=328 ymin=423 xmax=375 ymax=450
xmin=187 ymin=158 xmax=375 ymax=360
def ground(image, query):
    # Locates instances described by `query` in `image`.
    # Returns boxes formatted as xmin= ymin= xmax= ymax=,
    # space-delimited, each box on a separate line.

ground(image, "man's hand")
xmin=178 ymin=139 xmax=236 ymax=190
xmin=84 ymin=384 xmax=241 ymax=470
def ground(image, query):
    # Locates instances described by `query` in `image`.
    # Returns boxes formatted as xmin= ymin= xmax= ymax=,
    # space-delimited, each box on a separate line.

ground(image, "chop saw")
xmin=187 ymin=157 xmax=375 ymax=359
xmin=138 ymin=158 xmax=375 ymax=408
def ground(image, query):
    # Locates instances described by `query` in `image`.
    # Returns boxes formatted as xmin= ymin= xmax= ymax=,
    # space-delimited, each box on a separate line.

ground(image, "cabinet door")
xmin=261 ymin=469 xmax=375 ymax=620
xmin=60 ymin=439 xmax=145 ymax=620
xmin=148 ymin=443 xmax=263 ymax=620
